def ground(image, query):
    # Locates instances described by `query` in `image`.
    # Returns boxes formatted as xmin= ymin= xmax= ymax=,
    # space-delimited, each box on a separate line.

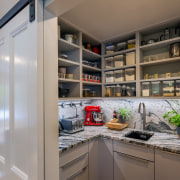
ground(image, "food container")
xmin=66 ymin=74 xmax=74 ymax=79
xmin=175 ymin=80 xmax=180 ymax=96
xmin=163 ymin=81 xmax=175 ymax=96
xmin=59 ymin=67 xmax=66 ymax=74
xmin=125 ymin=68 xmax=136 ymax=81
xmin=166 ymin=73 xmax=171 ymax=78
xmin=58 ymin=72 xmax=65 ymax=79
xmin=90 ymin=91 xmax=97 ymax=97
xmin=106 ymin=86 xmax=114 ymax=97
xmin=85 ymin=74 xmax=89 ymax=81
xmin=114 ymin=55 xmax=124 ymax=67
xmin=106 ymin=44 xmax=115 ymax=54
xmin=121 ymin=85 xmax=127 ymax=96
xmin=142 ymin=82 xmax=150 ymax=96
xmin=116 ymin=42 xmax=126 ymax=51
xmin=83 ymin=88 xmax=91 ymax=97
xmin=114 ymin=70 xmax=125 ymax=82
xmin=131 ymin=87 xmax=136 ymax=96
xmin=126 ymin=86 xmax=133 ymax=96
xmin=144 ymin=74 xmax=149 ymax=79
xmin=169 ymin=43 xmax=180 ymax=58
xmin=65 ymin=34 xmax=73 ymax=43
xmin=105 ymin=57 xmax=114 ymax=69
xmin=115 ymin=85 xmax=122 ymax=97
xmin=127 ymin=39 xmax=136 ymax=49
xmin=92 ymin=75 xmax=97 ymax=82
xmin=105 ymin=71 xmax=114 ymax=83
xmin=126 ymin=52 xmax=136 ymax=65
xmin=152 ymin=81 xmax=161 ymax=96
xmin=97 ymin=76 xmax=101 ymax=83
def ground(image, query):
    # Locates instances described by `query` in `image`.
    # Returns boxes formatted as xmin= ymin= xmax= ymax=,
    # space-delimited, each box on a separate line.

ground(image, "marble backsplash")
xmin=58 ymin=98 xmax=180 ymax=135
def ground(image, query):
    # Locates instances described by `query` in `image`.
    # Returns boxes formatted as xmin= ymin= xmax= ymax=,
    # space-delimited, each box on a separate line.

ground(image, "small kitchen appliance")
xmin=60 ymin=117 xmax=84 ymax=134
xmin=84 ymin=106 xmax=104 ymax=126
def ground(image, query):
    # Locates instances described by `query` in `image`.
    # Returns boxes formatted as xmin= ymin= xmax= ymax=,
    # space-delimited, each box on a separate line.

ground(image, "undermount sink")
xmin=125 ymin=130 xmax=154 ymax=141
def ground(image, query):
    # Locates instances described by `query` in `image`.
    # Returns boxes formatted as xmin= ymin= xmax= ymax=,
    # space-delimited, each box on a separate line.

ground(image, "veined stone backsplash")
xmin=59 ymin=99 xmax=180 ymax=135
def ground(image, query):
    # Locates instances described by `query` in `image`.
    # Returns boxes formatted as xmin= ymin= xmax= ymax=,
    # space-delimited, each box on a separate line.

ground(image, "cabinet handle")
xmin=115 ymin=151 xmax=153 ymax=163
xmin=61 ymin=153 xmax=88 ymax=169
xmin=67 ymin=166 xmax=88 ymax=180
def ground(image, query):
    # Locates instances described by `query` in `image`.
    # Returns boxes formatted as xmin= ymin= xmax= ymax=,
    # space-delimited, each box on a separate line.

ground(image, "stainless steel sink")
xmin=125 ymin=130 xmax=154 ymax=141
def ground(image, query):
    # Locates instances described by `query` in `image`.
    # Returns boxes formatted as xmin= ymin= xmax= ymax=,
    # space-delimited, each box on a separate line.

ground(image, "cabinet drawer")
xmin=60 ymin=142 xmax=88 ymax=167
xmin=113 ymin=140 xmax=154 ymax=161
xmin=114 ymin=151 xmax=154 ymax=180
xmin=60 ymin=153 xmax=88 ymax=180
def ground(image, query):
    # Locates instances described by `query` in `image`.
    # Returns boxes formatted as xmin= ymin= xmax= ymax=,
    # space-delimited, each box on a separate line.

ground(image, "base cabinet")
xmin=114 ymin=151 xmax=154 ymax=180
xmin=155 ymin=149 xmax=180 ymax=180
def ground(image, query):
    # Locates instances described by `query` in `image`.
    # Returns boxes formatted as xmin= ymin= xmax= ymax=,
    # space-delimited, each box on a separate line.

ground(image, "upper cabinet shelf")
xmin=58 ymin=58 xmax=80 ymax=67
xmin=82 ymin=48 xmax=101 ymax=60
xmin=140 ymin=37 xmax=180 ymax=51
xmin=103 ymin=48 xmax=136 ymax=58
xmin=58 ymin=38 xmax=80 ymax=52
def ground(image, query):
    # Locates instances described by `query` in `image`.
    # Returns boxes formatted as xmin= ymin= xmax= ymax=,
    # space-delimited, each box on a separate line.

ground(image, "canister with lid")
xmin=114 ymin=55 xmax=124 ymax=67
xmin=142 ymin=82 xmax=150 ymax=96
xmin=116 ymin=42 xmax=126 ymax=51
xmin=176 ymin=80 xmax=180 ymax=96
xmin=115 ymin=85 xmax=122 ymax=97
xmin=126 ymin=86 xmax=133 ymax=96
xmin=126 ymin=52 xmax=136 ymax=65
xmin=105 ymin=71 xmax=114 ymax=83
xmin=127 ymin=39 xmax=136 ymax=49
xmin=162 ymin=81 xmax=175 ymax=96
xmin=152 ymin=81 xmax=161 ymax=96
xmin=125 ymin=68 xmax=136 ymax=81
xmin=114 ymin=70 xmax=125 ymax=82
xmin=105 ymin=57 xmax=114 ymax=69
xmin=106 ymin=86 xmax=115 ymax=97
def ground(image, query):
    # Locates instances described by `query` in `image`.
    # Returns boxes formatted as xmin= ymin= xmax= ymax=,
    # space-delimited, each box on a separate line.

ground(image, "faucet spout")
xmin=138 ymin=102 xmax=146 ymax=130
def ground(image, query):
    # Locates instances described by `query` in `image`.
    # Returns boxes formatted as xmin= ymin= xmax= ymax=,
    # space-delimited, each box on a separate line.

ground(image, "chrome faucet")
xmin=138 ymin=102 xmax=146 ymax=130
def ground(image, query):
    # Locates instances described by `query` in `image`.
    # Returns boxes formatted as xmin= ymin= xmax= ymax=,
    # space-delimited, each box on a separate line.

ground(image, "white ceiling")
xmin=61 ymin=0 xmax=180 ymax=41
xmin=0 ymin=0 xmax=19 ymax=19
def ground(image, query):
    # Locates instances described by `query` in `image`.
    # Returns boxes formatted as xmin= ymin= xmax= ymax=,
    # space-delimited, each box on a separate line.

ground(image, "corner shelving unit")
xmin=58 ymin=18 xmax=180 ymax=99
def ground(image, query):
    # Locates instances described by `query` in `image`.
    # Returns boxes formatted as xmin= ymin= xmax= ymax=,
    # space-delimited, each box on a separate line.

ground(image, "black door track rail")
xmin=0 ymin=0 xmax=35 ymax=29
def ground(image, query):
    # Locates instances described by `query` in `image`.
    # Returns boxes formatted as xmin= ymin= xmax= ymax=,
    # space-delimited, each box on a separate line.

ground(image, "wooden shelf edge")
xmin=82 ymin=64 xmax=102 ymax=71
xmin=103 ymin=65 xmax=136 ymax=71
xmin=82 ymin=48 xmax=101 ymax=58
xmin=58 ymin=38 xmax=80 ymax=49
xmin=140 ymin=77 xmax=180 ymax=82
xmin=104 ymin=81 xmax=136 ymax=85
xmin=83 ymin=81 xmax=102 ymax=85
xmin=58 ymin=78 xmax=80 ymax=83
xmin=58 ymin=58 xmax=80 ymax=66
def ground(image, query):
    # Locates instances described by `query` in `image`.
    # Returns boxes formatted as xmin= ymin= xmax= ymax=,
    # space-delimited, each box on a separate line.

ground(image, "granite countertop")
xmin=59 ymin=126 xmax=180 ymax=154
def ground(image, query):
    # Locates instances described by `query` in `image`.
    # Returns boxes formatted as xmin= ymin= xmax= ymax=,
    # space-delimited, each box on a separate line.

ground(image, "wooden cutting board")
xmin=105 ymin=122 xmax=128 ymax=130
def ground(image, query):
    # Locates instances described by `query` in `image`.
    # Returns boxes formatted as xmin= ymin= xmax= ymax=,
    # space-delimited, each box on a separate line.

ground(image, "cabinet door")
xmin=114 ymin=151 xmax=154 ymax=180
xmin=155 ymin=150 xmax=180 ymax=180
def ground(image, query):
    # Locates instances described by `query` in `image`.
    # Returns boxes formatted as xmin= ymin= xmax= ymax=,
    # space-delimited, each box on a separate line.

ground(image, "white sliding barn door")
xmin=0 ymin=4 xmax=44 ymax=180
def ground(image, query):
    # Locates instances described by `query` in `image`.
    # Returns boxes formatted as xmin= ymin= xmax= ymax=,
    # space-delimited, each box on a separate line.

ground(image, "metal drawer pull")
xmin=67 ymin=166 xmax=88 ymax=180
xmin=61 ymin=153 xmax=88 ymax=169
xmin=115 ymin=151 xmax=153 ymax=163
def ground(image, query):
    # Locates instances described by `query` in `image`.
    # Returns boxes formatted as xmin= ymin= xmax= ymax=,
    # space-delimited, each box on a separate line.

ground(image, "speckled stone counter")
xmin=59 ymin=126 xmax=180 ymax=154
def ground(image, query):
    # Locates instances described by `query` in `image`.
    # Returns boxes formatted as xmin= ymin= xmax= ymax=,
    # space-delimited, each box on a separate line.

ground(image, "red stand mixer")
xmin=84 ymin=106 xmax=104 ymax=126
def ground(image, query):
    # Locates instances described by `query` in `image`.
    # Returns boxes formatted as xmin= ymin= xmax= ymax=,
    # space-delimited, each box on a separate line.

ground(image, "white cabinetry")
xmin=59 ymin=142 xmax=89 ymax=180
xmin=155 ymin=149 xmax=180 ymax=180
xmin=113 ymin=141 xmax=154 ymax=180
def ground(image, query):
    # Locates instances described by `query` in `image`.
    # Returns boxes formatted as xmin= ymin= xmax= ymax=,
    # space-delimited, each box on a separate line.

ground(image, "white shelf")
xmin=104 ymin=81 xmax=136 ymax=85
xmin=82 ymin=48 xmax=101 ymax=60
xmin=58 ymin=78 xmax=80 ymax=83
xmin=58 ymin=38 xmax=80 ymax=52
xmin=83 ymin=81 xmax=102 ymax=85
xmin=140 ymin=77 xmax=180 ymax=82
xmin=82 ymin=64 xmax=101 ymax=72
xmin=140 ymin=57 xmax=180 ymax=67
xmin=140 ymin=37 xmax=180 ymax=50
xmin=58 ymin=58 xmax=80 ymax=67
xmin=103 ymin=65 xmax=136 ymax=71
xmin=103 ymin=48 xmax=136 ymax=58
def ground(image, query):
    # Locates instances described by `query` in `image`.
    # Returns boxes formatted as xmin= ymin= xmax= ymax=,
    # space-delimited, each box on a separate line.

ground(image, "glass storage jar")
xmin=115 ymin=85 xmax=122 ymax=97
xmin=83 ymin=88 xmax=91 ymax=97
xmin=152 ymin=81 xmax=161 ymax=96
xmin=142 ymin=82 xmax=150 ymax=97
xmin=114 ymin=55 xmax=124 ymax=67
xmin=162 ymin=81 xmax=175 ymax=97
xmin=116 ymin=42 xmax=126 ymax=51
xmin=127 ymin=39 xmax=136 ymax=49
xmin=126 ymin=86 xmax=133 ymax=96
xmin=176 ymin=80 xmax=180 ymax=96
xmin=105 ymin=57 xmax=114 ymax=69
xmin=122 ymin=85 xmax=127 ymax=96
xmin=125 ymin=68 xmax=136 ymax=81
xmin=105 ymin=86 xmax=115 ymax=97
xmin=126 ymin=52 xmax=136 ymax=65
xmin=114 ymin=70 xmax=125 ymax=82
xmin=105 ymin=71 xmax=114 ymax=83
